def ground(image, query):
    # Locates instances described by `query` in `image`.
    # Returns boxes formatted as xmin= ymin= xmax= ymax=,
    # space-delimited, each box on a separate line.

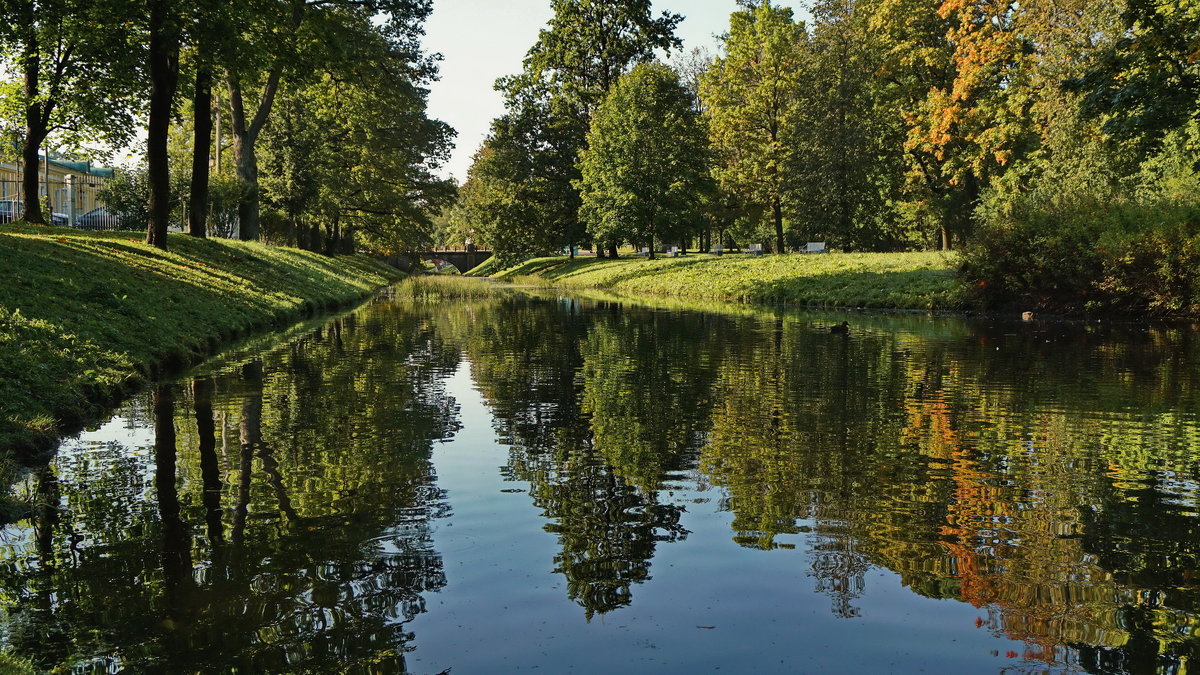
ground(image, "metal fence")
xmin=0 ymin=177 xmax=122 ymax=229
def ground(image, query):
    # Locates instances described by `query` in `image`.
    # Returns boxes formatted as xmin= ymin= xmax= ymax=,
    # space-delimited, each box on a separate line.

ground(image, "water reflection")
xmin=0 ymin=293 xmax=1198 ymax=672
xmin=453 ymin=297 xmax=1200 ymax=670
xmin=0 ymin=309 xmax=458 ymax=672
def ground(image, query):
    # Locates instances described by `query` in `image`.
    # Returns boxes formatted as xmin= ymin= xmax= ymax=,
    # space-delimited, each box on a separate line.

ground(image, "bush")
xmin=97 ymin=167 xmax=151 ymax=231
xmin=960 ymin=195 xmax=1200 ymax=315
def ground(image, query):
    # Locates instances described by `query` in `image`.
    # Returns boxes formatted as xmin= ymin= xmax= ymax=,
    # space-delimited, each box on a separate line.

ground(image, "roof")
xmin=46 ymin=157 xmax=115 ymax=178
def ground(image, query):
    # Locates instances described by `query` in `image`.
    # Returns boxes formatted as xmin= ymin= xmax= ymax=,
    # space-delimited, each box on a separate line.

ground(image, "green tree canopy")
xmin=0 ymin=0 xmax=141 ymax=225
xmin=469 ymin=0 xmax=683 ymax=262
xmin=577 ymin=62 xmax=712 ymax=255
xmin=700 ymin=0 xmax=805 ymax=254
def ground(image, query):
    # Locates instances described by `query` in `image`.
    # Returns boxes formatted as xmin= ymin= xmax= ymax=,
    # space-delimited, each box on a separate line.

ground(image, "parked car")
xmin=0 ymin=199 xmax=69 ymax=226
xmin=76 ymin=206 xmax=125 ymax=231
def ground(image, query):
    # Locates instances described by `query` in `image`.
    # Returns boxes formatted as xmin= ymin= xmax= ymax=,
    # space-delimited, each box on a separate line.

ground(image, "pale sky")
xmin=422 ymin=0 xmax=806 ymax=182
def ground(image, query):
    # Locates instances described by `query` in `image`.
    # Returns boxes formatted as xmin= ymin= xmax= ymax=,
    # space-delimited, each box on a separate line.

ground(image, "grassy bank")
xmin=493 ymin=251 xmax=962 ymax=309
xmin=0 ymin=224 xmax=401 ymax=456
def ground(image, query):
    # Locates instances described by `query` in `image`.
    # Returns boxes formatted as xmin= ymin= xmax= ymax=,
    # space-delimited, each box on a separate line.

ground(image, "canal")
xmin=1 ymin=289 xmax=1197 ymax=673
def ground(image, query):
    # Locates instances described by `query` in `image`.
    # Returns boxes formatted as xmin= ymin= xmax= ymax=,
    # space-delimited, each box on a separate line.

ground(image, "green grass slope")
xmin=494 ymin=251 xmax=963 ymax=309
xmin=0 ymin=224 xmax=401 ymax=453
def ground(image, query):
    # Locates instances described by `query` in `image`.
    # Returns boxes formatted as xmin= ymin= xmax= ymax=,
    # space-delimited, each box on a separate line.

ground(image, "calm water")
xmin=2 ymin=290 xmax=1199 ymax=673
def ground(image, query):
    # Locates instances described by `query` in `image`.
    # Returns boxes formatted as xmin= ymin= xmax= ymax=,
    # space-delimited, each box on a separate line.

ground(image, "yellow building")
xmin=0 ymin=154 xmax=115 ymax=219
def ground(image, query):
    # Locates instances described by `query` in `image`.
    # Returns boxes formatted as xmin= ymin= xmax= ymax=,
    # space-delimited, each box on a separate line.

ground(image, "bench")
xmin=804 ymin=242 xmax=826 ymax=254
xmin=748 ymin=243 xmax=763 ymax=256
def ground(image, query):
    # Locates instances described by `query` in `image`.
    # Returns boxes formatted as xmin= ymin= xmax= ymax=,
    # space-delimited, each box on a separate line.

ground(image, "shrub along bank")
xmin=960 ymin=196 xmax=1200 ymax=316
xmin=0 ymin=224 xmax=402 ymax=457
xmin=492 ymin=251 xmax=963 ymax=310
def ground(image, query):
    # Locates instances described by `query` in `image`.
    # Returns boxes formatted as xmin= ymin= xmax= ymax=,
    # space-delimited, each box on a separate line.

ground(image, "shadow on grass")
xmin=0 ymin=225 xmax=397 ymax=455
xmin=544 ymin=255 xmax=720 ymax=286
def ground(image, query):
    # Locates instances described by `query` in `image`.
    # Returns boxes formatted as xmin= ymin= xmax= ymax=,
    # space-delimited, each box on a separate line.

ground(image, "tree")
xmin=222 ymin=0 xmax=441 ymax=241
xmin=186 ymin=0 xmax=236 ymax=238
xmin=521 ymin=0 xmax=683 ymax=116
xmin=577 ymin=62 xmax=712 ymax=256
xmin=1074 ymin=0 xmax=1200 ymax=155
xmin=145 ymin=0 xmax=181 ymax=250
xmin=854 ymin=0 xmax=953 ymax=248
xmin=789 ymin=0 xmax=908 ymax=251
xmin=458 ymin=130 xmax=564 ymax=268
xmin=478 ymin=0 xmax=682 ymax=260
xmin=257 ymin=9 xmax=454 ymax=254
xmin=975 ymin=0 xmax=1129 ymax=214
xmin=0 ymin=0 xmax=140 ymax=225
xmin=222 ymin=0 xmax=296 ymax=241
xmin=701 ymin=1 xmax=805 ymax=254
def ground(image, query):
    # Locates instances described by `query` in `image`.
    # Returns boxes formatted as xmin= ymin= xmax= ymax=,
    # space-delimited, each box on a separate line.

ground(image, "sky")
xmin=421 ymin=0 xmax=806 ymax=182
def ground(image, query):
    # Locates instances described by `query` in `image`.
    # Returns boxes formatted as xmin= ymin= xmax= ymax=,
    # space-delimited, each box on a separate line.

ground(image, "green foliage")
xmin=700 ymin=1 xmax=805 ymax=253
xmin=257 ymin=15 xmax=455 ymax=254
xmin=965 ymin=110 xmax=1200 ymax=316
xmin=456 ymin=103 xmax=582 ymax=270
xmin=0 ymin=0 xmax=142 ymax=150
xmin=0 ymin=651 xmax=36 ymax=675
xmin=464 ymin=0 xmax=684 ymax=264
xmin=960 ymin=194 xmax=1200 ymax=315
xmin=1074 ymin=0 xmax=1200 ymax=153
xmin=97 ymin=166 xmax=154 ymax=231
xmin=0 ymin=224 xmax=400 ymax=453
xmin=493 ymin=251 xmax=961 ymax=309
xmin=788 ymin=0 xmax=911 ymax=250
xmin=520 ymin=0 xmax=682 ymax=113
xmin=578 ymin=62 xmax=712 ymax=253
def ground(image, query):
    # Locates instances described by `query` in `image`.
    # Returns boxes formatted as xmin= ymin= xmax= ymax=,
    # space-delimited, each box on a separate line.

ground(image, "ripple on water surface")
xmin=0 ymin=297 xmax=1198 ymax=673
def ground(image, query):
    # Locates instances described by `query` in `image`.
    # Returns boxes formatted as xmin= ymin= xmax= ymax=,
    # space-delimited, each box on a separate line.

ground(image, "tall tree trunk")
xmin=225 ymin=5 xmax=295 ymax=242
xmin=21 ymin=122 xmax=45 ymax=225
xmin=773 ymin=196 xmax=784 ymax=255
xmin=146 ymin=0 xmax=180 ymax=250
xmin=325 ymin=216 xmax=340 ymax=255
xmin=227 ymin=69 xmax=280 ymax=242
xmin=234 ymin=142 xmax=259 ymax=240
xmin=20 ymin=8 xmax=46 ymax=225
xmin=608 ymin=243 xmax=618 ymax=258
xmin=189 ymin=62 xmax=213 ymax=237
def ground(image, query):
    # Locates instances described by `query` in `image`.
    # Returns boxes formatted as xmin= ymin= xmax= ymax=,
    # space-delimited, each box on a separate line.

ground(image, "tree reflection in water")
xmin=459 ymin=298 xmax=1200 ymax=670
xmin=2 ymin=295 xmax=1200 ymax=672
xmin=0 ymin=308 xmax=459 ymax=672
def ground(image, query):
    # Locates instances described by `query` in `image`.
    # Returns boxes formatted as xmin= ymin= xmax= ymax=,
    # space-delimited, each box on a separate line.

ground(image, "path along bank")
xmin=0 ymin=224 xmax=402 ymax=460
